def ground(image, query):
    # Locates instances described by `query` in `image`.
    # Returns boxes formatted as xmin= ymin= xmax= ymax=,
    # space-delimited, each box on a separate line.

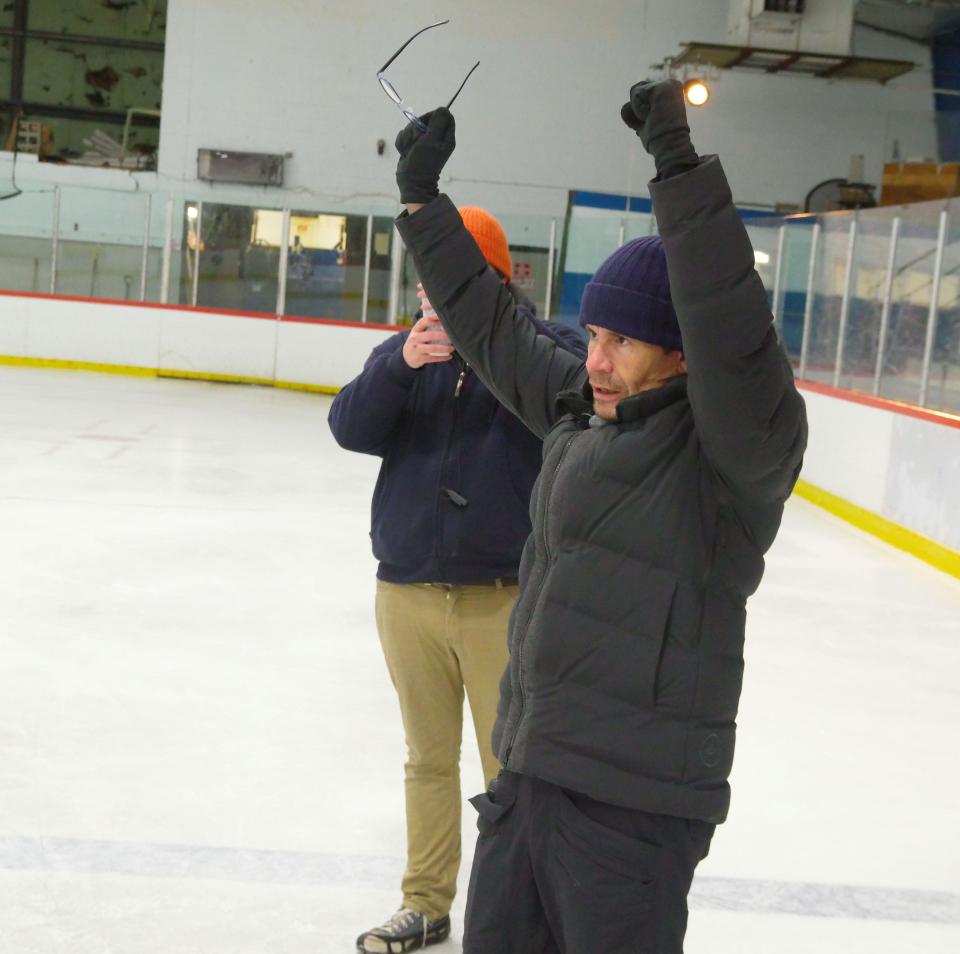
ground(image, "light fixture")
xmin=186 ymin=205 xmax=199 ymax=221
xmin=754 ymin=250 xmax=770 ymax=265
xmin=683 ymin=78 xmax=710 ymax=107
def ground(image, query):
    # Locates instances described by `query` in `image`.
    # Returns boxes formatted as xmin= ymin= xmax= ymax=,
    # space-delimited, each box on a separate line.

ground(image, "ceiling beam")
xmin=0 ymin=26 xmax=164 ymax=53
xmin=0 ymin=100 xmax=161 ymax=127
xmin=9 ymin=0 xmax=27 ymax=107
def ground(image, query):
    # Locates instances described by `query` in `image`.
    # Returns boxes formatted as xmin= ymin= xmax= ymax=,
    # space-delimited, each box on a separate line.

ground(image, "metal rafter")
xmin=0 ymin=26 xmax=163 ymax=53
xmin=0 ymin=99 xmax=161 ymax=127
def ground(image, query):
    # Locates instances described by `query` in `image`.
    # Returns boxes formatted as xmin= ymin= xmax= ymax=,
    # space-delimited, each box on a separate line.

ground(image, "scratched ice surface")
xmin=0 ymin=366 xmax=957 ymax=953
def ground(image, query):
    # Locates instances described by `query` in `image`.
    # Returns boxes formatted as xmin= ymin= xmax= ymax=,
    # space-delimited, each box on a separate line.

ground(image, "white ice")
xmin=0 ymin=365 xmax=958 ymax=953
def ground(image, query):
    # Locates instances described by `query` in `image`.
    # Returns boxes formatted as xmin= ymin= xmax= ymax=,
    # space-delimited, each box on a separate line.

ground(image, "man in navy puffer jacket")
xmin=328 ymin=206 xmax=584 ymax=954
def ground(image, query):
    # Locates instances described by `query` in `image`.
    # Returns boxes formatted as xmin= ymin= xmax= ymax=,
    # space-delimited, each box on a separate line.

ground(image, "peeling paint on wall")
xmin=4 ymin=0 xmax=167 ymax=165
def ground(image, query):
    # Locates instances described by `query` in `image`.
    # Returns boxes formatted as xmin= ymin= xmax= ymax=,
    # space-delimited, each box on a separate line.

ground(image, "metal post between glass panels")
xmin=361 ymin=212 xmax=373 ymax=323
xmin=160 ymin=196 xmax=173 ymax=305
xmin=139 ymin=193 xmax=152 ymax=302
xmin=798 ymin=221 xmax=820 ymax=380
xmin=191 ymin=201 xmax=203 ymax=308
xmin=919 ymin=208 xmax=949 ymax=407
xmin=50 ymin=185 xmax=61 ymax=295
xmin=833 ymin=217 xmax=858 ymax=388
xmin=771 ymin=223 xmax=786 ymax=333
xmin=388 ymin=225 xmax=403 ymax=324
xmin=872 ymin=215 xmax=900 ymax=396
xmin=545 ymin=218 xmax=557 ymax=320
xmin=276 ymin=208 xmax=291 ymax=316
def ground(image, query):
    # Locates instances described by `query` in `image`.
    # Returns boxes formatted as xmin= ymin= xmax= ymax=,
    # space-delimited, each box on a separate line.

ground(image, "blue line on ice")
xmin=1 ymin=835 xmax=957 ymax=925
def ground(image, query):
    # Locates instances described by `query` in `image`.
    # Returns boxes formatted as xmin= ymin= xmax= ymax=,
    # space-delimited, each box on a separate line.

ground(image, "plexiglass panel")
xmin=803 ymin=214 xmax=852 ymax=384
xmin=743 ymin=216 xmax=782 ymax=315
xmin=0 ymin=188 xmax=54 ymax=293
xmin=0 ymin=173 xmax=957 ymax=415
xmin=55 ymin=188 xmax=149 ymax=300
xmin=559 ymin=206 xmax=628 ymax=325
xmin=928 ymin=204 xmax=960 ymax=413
xmin=777 ymin=217 xmax=816 ymax=368
xmin=836 ymin=206 xmax=900 ymax=393
xmin=878 ymin=203 xmax=943 ymax=405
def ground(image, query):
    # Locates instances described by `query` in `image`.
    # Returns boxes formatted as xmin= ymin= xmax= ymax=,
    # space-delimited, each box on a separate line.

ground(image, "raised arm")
xmin=398 ymin=198 xmax=584 ymax=438
xmin=626 ymin=81 xmax=807 ymax=504
xmin=393 ymin=109 xmax=585 ymax=439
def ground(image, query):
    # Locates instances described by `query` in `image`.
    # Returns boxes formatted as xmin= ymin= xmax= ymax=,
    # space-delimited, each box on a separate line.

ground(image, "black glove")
xmin=621 ymin=79 xmax=698 ymax=180
xmin=395 ymin=107 xmax=456 ymax=205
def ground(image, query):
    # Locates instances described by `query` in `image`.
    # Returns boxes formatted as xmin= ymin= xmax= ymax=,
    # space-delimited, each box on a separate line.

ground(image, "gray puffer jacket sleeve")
xmin=396 ymin=196 xmax=585 ymax=439
xmin=651 ymin=156 xmax=807 ymax=506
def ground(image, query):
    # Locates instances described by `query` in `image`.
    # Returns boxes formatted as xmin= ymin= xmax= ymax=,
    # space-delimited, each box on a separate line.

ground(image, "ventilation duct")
xmin=726 ymin=0 xmax=855 ymax=57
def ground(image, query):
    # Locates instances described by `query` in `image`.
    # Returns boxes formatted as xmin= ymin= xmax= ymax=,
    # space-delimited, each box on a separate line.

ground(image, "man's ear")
xmin=676 ymin=352 xmax=687 ymax=374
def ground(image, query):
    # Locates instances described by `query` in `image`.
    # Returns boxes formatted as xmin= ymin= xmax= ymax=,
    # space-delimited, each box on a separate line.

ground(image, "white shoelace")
xmin=368 ymin=908 xmax=427 ymax=949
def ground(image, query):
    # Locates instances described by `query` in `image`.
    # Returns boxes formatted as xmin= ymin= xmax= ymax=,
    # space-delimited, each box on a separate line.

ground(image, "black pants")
xmin=463 ymin=771 xmax=714 ymax=954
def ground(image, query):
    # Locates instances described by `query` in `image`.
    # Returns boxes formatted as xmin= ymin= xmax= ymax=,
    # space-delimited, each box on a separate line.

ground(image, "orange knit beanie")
xmin=458 ymin=206 xmax=512 ymax=281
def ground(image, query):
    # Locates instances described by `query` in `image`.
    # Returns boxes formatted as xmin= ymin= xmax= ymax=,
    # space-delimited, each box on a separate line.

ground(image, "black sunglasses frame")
xmin=377 ymin=20 xmax=479 ymax=132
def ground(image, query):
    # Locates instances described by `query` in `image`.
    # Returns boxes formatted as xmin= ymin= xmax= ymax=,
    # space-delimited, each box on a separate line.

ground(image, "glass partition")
xmin=0 ymin=187 xmax=54 ymax=293
xmin=202 ymin=203 xmax=270 ymax=312
xmin=399 ymin=211 xmax=567 ymax=326
xmin=836 ymin=206 xmax=899 ymax=393
xmin=0 ymin=175 xmax=959 ymax=417
xmin=743 ymin=216 xmax=781 ymax=314
xmin=929 ymin=206 xmax=960 ymax=413
xmin=803 ymin=213 xmax=851 ymax=384
xmin=777 ymin=217 xmax=816 ymax=368
xmin=284 ymin=210 xmax=370 ymax=322
xmin=366 ymin=216 xmax=395 ymax=325
xmin=143 ymin=193 xmax=169 ymax=303
xmin=559 ymin=205 xmax=629 ymax=325
xmin=55 ymin=188 xmax=149 ymax=300
xmin=878 ymin=202 xmax=943 ymax=405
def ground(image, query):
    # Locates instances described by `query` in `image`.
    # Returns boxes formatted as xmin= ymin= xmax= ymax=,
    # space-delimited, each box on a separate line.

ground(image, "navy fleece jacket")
xmin=328 ymin=302 xmax=585 ymax=583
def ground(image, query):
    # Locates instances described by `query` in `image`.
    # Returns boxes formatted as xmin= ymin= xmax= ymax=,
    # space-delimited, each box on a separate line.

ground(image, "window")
xmin=1 ymin=0 xmax=165 ymax=170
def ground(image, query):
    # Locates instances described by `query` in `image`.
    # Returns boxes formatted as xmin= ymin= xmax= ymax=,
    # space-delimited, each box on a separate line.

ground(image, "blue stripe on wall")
xmin=570 ymin=189 xmax=780 ymax=219
xmin=571 ymin=190 xmax=653 ymax=212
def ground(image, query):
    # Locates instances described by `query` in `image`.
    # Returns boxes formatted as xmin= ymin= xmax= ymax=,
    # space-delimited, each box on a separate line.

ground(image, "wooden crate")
xmin=881 ymin=163 xmax=960 ymax=206
xmin=3 ymin=119 xmax=54 ymax=157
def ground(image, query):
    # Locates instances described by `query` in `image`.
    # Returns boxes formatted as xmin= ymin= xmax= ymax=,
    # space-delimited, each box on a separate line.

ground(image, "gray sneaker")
xmin=356 ymin=907 xmax=451 ymax=953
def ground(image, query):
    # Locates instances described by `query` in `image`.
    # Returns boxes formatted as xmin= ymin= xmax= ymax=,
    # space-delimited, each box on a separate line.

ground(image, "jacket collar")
xmin=616 ymin=374 xmax=688 ymax=423
xmin=556 ymin=374 xmax=688 ymax=425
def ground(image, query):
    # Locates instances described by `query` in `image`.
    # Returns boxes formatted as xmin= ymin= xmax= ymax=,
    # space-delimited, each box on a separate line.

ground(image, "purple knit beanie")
xmin=579 ymin=235 xmax=682 ymax=352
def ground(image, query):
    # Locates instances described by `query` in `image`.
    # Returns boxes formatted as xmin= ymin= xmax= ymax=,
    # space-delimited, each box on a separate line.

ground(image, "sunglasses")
xmin=377 ymin=19 xmax=479 ymax=132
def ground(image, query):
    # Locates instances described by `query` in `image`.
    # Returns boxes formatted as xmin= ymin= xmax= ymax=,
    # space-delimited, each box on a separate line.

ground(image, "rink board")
xmin=0 ymin=291 xmax=395 ymax=391
xmin=0 ymin=289 xmax=957 ymax=571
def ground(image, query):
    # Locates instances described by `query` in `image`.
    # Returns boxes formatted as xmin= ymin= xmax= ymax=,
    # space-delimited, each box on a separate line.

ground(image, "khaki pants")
xmin=375 ymin=579 xmax=516 ymax=921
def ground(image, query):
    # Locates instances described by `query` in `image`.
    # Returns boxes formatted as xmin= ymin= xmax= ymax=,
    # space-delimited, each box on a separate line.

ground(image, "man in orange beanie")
xmin=329 ymin=208 xmax=584 ymax=954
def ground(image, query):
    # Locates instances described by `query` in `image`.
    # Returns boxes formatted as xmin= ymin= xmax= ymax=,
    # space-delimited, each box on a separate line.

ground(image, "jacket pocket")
xmin=553 ymin=789 xmax=659 ymax=883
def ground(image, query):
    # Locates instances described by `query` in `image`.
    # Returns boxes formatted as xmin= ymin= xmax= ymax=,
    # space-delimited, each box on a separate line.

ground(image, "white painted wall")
xmin=154 ymin=0 xmax=936 ymax=217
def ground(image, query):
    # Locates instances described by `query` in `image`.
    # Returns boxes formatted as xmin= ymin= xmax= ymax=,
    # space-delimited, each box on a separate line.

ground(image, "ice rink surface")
xmin=1 ymin=365 xmax=958 ymax=954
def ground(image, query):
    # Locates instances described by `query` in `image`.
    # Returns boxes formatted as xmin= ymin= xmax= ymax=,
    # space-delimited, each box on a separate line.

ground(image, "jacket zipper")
xmin=504 ymin=429 xmax=579 ymax=764
xmin=434 ymin=361 xmax=468 ymax=562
